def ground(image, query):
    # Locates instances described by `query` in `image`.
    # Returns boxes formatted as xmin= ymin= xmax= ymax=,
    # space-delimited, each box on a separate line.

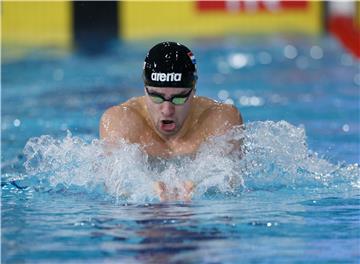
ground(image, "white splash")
xmin=21 ymin=121 xmax=360 ymax=202
xmin=237 ymin=121 xmax=359 ymax=190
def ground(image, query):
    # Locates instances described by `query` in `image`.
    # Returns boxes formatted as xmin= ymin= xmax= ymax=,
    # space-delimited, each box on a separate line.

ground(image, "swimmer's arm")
xmin=201 ymin=104 xmax=244 ymax=159
xmin=205 ymin=104 xmax=243 ymax=137
xmin=206 ymin=105 xmax=244 ymax=189
xmin=190 ymin=105 xmax=244 ymax=191
xmin=201 ymin=104 xmax=243 ymax=141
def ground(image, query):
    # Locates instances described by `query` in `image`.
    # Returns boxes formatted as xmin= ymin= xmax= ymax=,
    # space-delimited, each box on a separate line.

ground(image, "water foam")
xmin=20 ymin=121 xmax=359 ymax=202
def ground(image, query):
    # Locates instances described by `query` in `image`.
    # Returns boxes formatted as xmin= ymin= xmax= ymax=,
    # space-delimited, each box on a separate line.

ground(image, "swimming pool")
xmin=2 ymin=36 xmax=360 ymax=263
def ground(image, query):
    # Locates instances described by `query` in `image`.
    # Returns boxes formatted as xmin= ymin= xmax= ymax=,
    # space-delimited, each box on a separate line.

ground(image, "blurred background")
xmin=2 ymin=1 xmax=360 ymax=173
xmin=2 ymin=1 xmax=359 ymax=56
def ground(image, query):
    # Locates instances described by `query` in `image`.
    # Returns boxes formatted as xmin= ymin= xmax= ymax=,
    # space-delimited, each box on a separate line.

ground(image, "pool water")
xmin=2 ymin=36 xmax=360 ymax=263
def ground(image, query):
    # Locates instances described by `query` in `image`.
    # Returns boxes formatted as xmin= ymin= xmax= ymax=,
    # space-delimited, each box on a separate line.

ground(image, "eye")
xmin=172 ymin=97 xmax=187 ymax=105
xmin=150 ymin=95 xmax=164 ymax=104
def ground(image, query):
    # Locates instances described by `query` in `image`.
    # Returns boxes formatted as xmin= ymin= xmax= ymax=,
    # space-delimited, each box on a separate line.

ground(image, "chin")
xmin=158 ymin=128 xmax=178 ymax=137
xmin=156 ymin=125 xmax=180 ymax=137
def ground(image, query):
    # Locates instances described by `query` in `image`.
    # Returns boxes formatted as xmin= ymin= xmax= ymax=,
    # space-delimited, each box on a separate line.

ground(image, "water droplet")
xmin=239 ymin=96 xmax=250 ymax=106
xmin=228 ymin=53 xmax=249 ymax=69
xmin=224 ymin=98 xmax=234 ymax=105
xmin=239 ymin=96 xmax=264 ymax=106
xmin=284 ymin=45 xmax=298 ymax=59
xmin=310 ymin=46 xmax=323 ymax=59
xmin=342 ymin=124 xmax=350 ymax=132
xmin=250 ymin=96 xmax=264 ymax=106
xmin=218 ymin=89 xmax=229 ymax=101
xmin=13 ymin=119 xmax=21 ymax=127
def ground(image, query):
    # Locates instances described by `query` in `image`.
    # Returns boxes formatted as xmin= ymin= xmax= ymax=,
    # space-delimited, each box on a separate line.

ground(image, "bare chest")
xmin=138 ymin=130 xmax=204 ymax=158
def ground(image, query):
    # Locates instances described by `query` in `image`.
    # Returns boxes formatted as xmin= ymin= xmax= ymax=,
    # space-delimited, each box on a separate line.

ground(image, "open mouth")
xmin=162 ymin=120 xmax=174 ymax=125
xmin=160 ymin=120 xmax=176 ymax=132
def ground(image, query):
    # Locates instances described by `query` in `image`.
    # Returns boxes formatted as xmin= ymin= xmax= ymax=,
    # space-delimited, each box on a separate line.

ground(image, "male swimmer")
xmin=100 ymin=42 xmax=243 ymax=201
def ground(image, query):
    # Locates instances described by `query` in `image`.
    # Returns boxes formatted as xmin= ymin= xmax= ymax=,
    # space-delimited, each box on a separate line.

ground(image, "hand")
xmin=182 ymin=180 xmax=194 ymax=201
xmin=154 ymin=180 xmax=195 ymax=202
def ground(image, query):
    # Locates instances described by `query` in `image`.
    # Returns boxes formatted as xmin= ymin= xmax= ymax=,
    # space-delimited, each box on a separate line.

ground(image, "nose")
xmin=160 ymin=101 xmax=175 ymax=117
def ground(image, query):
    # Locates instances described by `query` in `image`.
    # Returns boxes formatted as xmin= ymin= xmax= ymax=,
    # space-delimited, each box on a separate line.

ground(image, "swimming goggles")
xmin=145 ymin=86 xmax=193 ymax=105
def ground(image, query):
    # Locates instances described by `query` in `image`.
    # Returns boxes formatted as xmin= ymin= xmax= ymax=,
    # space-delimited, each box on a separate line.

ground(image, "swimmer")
xmin=99 ymin=41 xmax=243 ymax=201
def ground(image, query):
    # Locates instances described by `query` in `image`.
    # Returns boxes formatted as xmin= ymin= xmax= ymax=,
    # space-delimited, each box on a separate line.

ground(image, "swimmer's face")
xmin=145 ymin=86 xmax=195 ymax=138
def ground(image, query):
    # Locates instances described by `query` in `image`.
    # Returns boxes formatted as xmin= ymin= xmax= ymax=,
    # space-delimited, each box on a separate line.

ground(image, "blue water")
xmin=2 ymin=36 xmax=360 ymax=263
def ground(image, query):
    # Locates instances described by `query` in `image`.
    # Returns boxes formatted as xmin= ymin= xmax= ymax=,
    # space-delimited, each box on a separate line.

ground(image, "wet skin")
xmin=99 ymin=87 xmax=243 ymax=201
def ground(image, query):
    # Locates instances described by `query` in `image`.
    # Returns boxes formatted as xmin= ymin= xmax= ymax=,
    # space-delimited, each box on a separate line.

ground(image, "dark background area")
xmin=73 ymin=1 xmax=119 ymax=54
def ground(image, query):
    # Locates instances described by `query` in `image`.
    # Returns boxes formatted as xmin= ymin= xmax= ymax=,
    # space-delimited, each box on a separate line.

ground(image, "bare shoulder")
xmin=211 ymin=102 xmax=243 ymax=123
xmin=100 ymin=97 xmax=144 ymax=125
xmin=196 ymin=97 xmax=243 ymax=136
xmin=99 ymin=97 xmax=147 ymax=142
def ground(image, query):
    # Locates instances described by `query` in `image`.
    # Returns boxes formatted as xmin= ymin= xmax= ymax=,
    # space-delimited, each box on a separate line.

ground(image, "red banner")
xmin=197 ymin=1 xmax=308 ymax=12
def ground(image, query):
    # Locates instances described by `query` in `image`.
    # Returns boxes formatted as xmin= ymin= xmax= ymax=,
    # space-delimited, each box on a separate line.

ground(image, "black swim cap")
xmin=143 ymin=41 xmax=198 ymax=88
